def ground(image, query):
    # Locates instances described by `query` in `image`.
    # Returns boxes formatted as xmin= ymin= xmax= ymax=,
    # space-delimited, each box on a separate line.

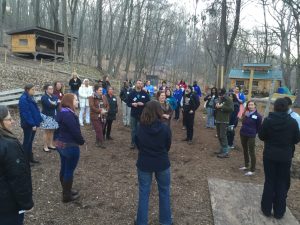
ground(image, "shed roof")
xmin=242 ymin=63 xmax=272 ymax=68
xmin=7 ymin=26 xmax=77 ymax=41
xmin=229 ymin=69 xmax=283 ymax=80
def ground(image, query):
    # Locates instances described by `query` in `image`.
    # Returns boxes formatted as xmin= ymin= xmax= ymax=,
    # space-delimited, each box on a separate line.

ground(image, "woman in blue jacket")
xmin=135 ymin=100 xmax=172 ymax=225
xmin=41 ymin=84 xmax=59 ymax=152
xmin=56 ymin=94 xmax=85 ymax=203
xmin=18 ymin=84 xmax=43 ymax=164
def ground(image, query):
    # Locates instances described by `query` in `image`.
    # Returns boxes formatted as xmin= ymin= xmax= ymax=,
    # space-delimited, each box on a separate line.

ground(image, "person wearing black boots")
xmin=182 ymin=85 xmax=200 ymax=144
xmin=104 ymin=87 xmax=118 ymax=140
xmin=56 ymin=94 xmax=85 ymax=203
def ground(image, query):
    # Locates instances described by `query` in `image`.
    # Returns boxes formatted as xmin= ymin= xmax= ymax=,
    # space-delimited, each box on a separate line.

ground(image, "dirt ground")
xmin=9 ymin=105 xmax=300 ymax=225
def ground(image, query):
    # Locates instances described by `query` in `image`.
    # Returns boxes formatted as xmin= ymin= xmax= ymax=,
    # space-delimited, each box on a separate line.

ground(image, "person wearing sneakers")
xmin=56 ymin=94 xmax=85 ymax=203
xmin=259 ymin=98 xmax=300 ymax=219
xmin=103 ymin=87 xmax=118 ymax=140
xmin=239 ymin=100 xmax=262 ymax=176
xmin=214 ymin=88 xmax=233 ymax=158
xmin=182 ymin=85 xmax=200 ymax=145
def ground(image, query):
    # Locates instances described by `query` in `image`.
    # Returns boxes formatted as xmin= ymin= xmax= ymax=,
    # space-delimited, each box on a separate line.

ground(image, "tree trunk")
xmin=62 ymin=0 xmax=69 ymax=62
xmin=50 ymin=0 xmax=60 ymax=32
xmin=97 ymin=0 xmax=103 ymax=70
xmin=76 ymin=0 xmax=88 ymax=59
xmin=114 ymin=0 xmax=134 ymax=77
xmin=0 ymin=0 xmax=6 ymax=46
xmin=107 ymin=0 xmax=130 ymax=75
xmin=34 ymin=0 xmax=40 ymax=27
xmin=262 ymin=0 xmax=269 ymax=63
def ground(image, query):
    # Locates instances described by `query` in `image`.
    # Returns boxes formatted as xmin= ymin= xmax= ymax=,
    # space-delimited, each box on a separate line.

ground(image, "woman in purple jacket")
xmin=239 ymin=101 xmax=262 ymax=176
xmin=56 ymin=94 xmax=85 ymax=203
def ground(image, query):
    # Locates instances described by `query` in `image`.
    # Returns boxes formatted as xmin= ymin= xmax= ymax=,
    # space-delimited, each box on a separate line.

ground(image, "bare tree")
xmin=62 ymin=0 xmax=69 ymax=62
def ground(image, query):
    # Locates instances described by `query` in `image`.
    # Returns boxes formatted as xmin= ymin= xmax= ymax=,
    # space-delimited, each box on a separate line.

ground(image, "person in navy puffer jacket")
xmin=135 ymin=100 xmax=172 ymax=225
xmin=18 ymin=84 xmax=43 ymax=165
xmin=56 ymin=93 xmax=85 ymax=203
xmin=239 ymin=100 xmax=262 ymax=176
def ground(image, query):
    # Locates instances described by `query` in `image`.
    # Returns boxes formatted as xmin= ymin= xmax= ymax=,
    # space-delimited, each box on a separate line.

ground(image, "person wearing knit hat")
xmin=215 ymin=88 xmax=234 ymax=158
xmin=181 ymin=85 xmax=200 ymax=144
xmin=0 ymin=106 xmax=34 ymax=225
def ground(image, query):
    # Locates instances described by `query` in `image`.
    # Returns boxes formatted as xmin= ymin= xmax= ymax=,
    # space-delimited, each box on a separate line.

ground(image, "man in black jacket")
xmin=120 ymin=80 xmax=132 ymax=127
xmin=259 ymin=98 xmax=300 ymax=219
xmin=182 ymin=85 xmax=200 ymax=144
xmin=0 ymin=106 xmax=33 ymax=225
xmin=127 ymin=80 xmax=150 ymax=149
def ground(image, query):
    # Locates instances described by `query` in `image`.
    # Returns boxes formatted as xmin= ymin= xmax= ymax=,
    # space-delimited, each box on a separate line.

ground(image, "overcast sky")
xmin=168 ymin=0 xmax=269 ymax=30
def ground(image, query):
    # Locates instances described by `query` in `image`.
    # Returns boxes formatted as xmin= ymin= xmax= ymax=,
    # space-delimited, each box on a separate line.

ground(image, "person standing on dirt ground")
xmin=214 ymin=88 xmax=233 ymax=158
xmin=259 ymin=98 xmax=300 ymax=219
xmin=157 ymin=91 xmax=173 ymax=126
xmin=284 ymin=96 xmax=300 ymax=129
xmin=0 ymin=106 xmax=34 ymax=225
xmin=103 ymin=87 xmax=118 ymax=140
xmin=19 ymin=84 xmax=43 ymax=165
xmin=226 ymin=93 xmax=240 ymax=149
xmin=182 ymin=85 xmax=200 ymax=145
xmin=239 ymin=100 xmax=262 ymax=176
xmin=102 ymin=75 xmax=111 ymax=93
xmin=40 ymin=84 xmax=59 ymax=153
xmin=134 ymin=101 xmax=172 ymax=225
xmin=89 ymin=84 xmax=109 ymax=148
xmin=56 ymin=93 xmax=85 ymax=203
xmin=204 ymin=87 xmax=218 ymax=129
xmin=127 ymin=80 xmax=150 ymax=149
xmin=79 ymin=79 xmax=93 ymax=126
xmin=120 ymin=81 xmax=132 ymax=127
xmin=53 ymin=81 xmax=64 ymax=141
xmin=69 ymin=72 xmax=81 ymax=98
xmin=234 ymin=86 xmax=246 ymax=119
xmin=173 ymin=84 xmax=183 ymax=121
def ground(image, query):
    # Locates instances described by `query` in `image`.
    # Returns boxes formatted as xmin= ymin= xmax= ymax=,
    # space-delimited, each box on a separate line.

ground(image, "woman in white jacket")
xmin=79 ymin=79 xmax=93 ymax=126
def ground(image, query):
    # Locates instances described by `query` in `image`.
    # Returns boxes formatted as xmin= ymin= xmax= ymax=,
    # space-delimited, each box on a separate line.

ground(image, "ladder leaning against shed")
xmin=0 ymin=88 xmax=43 ymax=106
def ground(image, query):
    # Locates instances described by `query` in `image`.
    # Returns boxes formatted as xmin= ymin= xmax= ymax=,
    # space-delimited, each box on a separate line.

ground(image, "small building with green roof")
xmin=229 ymin=63 xmax=283 ymax=96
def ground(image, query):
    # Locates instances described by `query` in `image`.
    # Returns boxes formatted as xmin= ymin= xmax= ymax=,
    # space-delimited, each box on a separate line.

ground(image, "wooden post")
xmin=4 ymin=50 xmax=7 ymax=64
xmin=52 ymin=62 xmax=55 ymax=71
xmin=220 ymin=65 xmax=224 ymax=88
xmin=216 ymin=64 xmax=220 ymax=89
xmin=264 ymin=78 xmax=276 ymax=118
xmin=40 ymin=58 xmax=43 ymax=66
xmin=248 ymin=69 xmax=254 ymax=100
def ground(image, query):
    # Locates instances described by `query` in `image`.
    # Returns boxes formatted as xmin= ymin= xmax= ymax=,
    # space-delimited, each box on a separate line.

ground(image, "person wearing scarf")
xmin=0 ymin=106 xmax=33 ymax=225
xmin=89 ymin=84 xmax=109 ymax=148
xmin=157 ymin=91 xmax=173 ymax=126
xmin=239 ymin=100 xmax=262 ymax=176
xmin=182 ymin=85 xmax=200 ymax=144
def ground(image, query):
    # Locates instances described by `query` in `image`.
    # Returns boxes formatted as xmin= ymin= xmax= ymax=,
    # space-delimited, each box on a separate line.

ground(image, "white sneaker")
xmin=239 ymin=166 xmax=248 ymax=171
xmin=229 ymin=145 xmax=235 ymax=149
xmin=80 ymin=123 xmax=84 ymax=127
xmin=245 ymin=171 xmax=255 ymax=176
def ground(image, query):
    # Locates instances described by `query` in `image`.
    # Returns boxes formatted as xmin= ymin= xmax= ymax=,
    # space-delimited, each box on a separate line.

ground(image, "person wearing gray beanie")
xmin=0 ymin=105 xmax=34 ymax=225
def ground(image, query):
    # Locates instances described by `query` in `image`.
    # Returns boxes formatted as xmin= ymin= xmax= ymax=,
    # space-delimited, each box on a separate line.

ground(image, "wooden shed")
xmin=7 ymin=26 xmax=76 ymax=60
xmin=229 ymin=63 xmax=283 ymax=97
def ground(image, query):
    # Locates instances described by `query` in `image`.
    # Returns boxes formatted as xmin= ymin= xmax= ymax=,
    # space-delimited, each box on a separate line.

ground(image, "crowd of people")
xmin=0 ymin=73 xmax=300 ymax=225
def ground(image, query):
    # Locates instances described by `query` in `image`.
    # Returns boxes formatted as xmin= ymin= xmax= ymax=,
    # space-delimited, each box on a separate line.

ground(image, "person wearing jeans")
xmin=204 ymin=87 xmax=218 ymax=128
xmin=56 ymin=94 xmax=85 ymax=203
xmin=239 ymin=101 xmax=262 ymax=176
xmin=135 ymin=101 xmax=172 ymax=225
xmin=119 ymin=81 xmax=132 ymax=126
xmin=214 ymin=88 xmax=233 ymax=158
xmin=18 ymin=84 xmax=43 ymax=164
xmin=127 ymin=80 xmax=150 ymax=149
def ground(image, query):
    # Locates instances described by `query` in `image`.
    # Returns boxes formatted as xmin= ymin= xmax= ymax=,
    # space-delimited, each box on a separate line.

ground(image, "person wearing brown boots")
xmin=56 ymin=94 xmax=85 ymax=202
xmin=89 ymin=84 xmax=109 ymax=148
